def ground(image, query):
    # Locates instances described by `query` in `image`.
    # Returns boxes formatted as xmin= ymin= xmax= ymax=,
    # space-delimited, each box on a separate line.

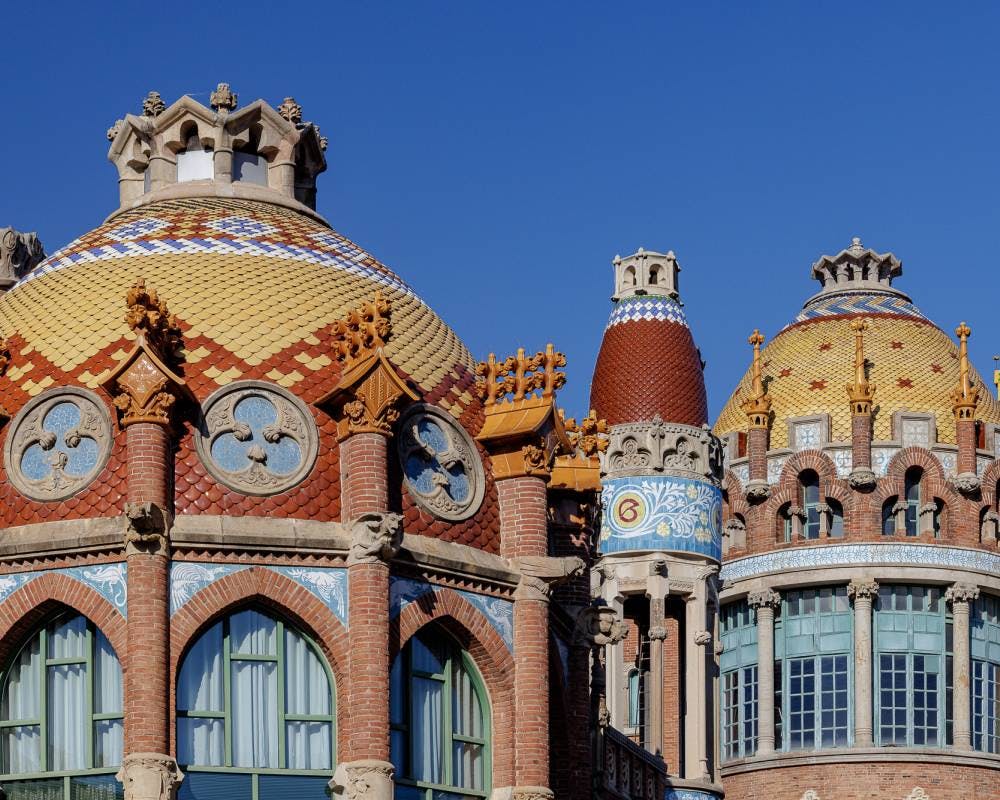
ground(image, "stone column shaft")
xmin=748 ymin=590 xmax=780 ymax=755
xmin=848 ymin=580 xmax=877 ymax=747
xmin=947 ymin=582 xmax=980 ymax=750
xmin=683 ymin=591 xmax=710 ymax=778
xmin=648 ymin=595 xmax=666 ymax=757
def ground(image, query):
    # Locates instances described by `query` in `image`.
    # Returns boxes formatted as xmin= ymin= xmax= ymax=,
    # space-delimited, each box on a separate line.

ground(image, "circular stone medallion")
xmin=4 ymin=387 xmax=114 ymax=502
xmin=396 ymin=404 xmax=485 ymax=521
xmin=196 ymin=381 xmax=318 ymax=496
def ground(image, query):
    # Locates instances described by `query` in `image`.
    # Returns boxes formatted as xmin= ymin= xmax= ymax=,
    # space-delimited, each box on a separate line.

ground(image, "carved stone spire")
xmin=210 ymin=82 xmax=238 ymax=111
xmin=142 ymin=91 xmax=166 ymax=117
xmin=741 ymin=329 xmax=771 ymax=429
xmin=277 ymin=97 xmax=303 ymax=124
xmin=952 ymin=322 xmax=980 ymax=420
xmin=846 ymin=317 xmax=875 ymax=415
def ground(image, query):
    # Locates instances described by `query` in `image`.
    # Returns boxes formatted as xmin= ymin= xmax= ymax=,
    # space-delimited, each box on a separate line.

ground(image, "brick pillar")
xmin=956 ymin=418 xmax=978 ymax=477
xmin=747 ymin=427 xmax=769 ymax=486
xmin=748 ymin=589 xmax=780 ymax=755
xmin=946 ymin=582 xmax=980 ymax=750
xmin=662 ymin=609 xmax=682 ymax=774
xmin=336 ymin=431 xmax=400 ymax=800
xmin=500 ymin=474 xmax=556 ymax=798
xmin=848 ymin=579 xmax=878 ymax=746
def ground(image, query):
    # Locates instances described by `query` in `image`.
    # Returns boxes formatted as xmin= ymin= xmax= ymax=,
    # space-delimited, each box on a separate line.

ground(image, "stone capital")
xmin=847 ymin=468 xmax=877 ymax=490
xmin=745 ymin=479 xmax=770 ymax=501
xmin=513 ymin=555 xmax=585 ymax=602
xmin=945 ymin=582 xmax=980 ymax=605
xmin=847 ymin=579 xmax=879 ymax=602
xmin=748 ymin=588 xmax=781 ymax=611
xmin=115 ymin=753 xmax=183 ymax=800
xmin=347 ymin=512 xmax=403 ymax=565
xmin=329 ymin=759 xmax=395 ymax=800
xmin=648 ymin=625 xmax=668 ymax=641
xmin=123 ymin=501 xmax=172 ymax=556
xmin=951 ymin=472 xmax=981 ymax=495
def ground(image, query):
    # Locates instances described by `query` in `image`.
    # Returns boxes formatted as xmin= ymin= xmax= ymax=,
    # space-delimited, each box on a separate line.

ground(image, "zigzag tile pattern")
xmin=791 ymin=291 xmax=926 ymax=325
xmin=0 ymin=197 xmax=500 ymax=550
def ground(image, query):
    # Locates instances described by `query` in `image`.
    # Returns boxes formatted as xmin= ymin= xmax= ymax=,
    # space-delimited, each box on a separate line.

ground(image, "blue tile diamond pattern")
xmin=105 ymin=218 xmax=169 ymax=242
xmin=606 ymin=296 xmax=689 ymax=330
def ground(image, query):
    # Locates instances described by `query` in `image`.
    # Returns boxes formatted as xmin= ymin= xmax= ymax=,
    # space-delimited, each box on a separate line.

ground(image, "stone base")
xmin=115 ymin=753 xmax=183 ymax=800
xmin=490 ymin=787 xmax=554 ymax=800
xmin=329 ymin=759 xmax=395 ymax=800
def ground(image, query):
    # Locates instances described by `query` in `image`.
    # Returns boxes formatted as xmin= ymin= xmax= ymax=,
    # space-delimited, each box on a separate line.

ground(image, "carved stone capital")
xmin=693 ymin=629 xmax=712 ymax=646
xmin=513 ymin=555 xmax=585 ymax=602
xmin=647 ymin=625 xmax=668 ymax=641
xmin=347 ymin=512 xmax=403 ymax=565
xmin=745 ymin=479 xmax=770 ymax=501
xmin=115 ymin=753 xmax=183 ymax=800
xmin=951 ymin=472 xmax=981 ymax=495
xmin=124 ymin=501 xmax=172 ymax=556
xmin=848 ymin=468 xmax=877 ymax=490
xmin=945 ymin=582 xmax=980 ymax=605
xmin=748 ymin=588 xmax=781 ymax=611
xmin=573 ymin=603 xmax=627 ymax=647
xmin=511 ymin=788 xmax=554 ymax=800
xmin=601 ymin=418 xmax=723 ymax=483
xmin=724 ymin=517 xmax=746 ymax=534
xmin=329 ymin=759 xmax=395 ymax=800
xmin=847 ymin=579 xmax=879 ymax=601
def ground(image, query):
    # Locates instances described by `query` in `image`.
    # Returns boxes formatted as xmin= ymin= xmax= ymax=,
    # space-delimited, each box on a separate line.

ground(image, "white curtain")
xmin=177 ymin=622 xmax=224 ymax=766
xmin=451 ymin=659 xmax=483 ymax=790
xmin=231 ymin=612 xmax=277 ymax=768
xmin=2 ymin=635 xmax=40 ymax=773
xmin=47 ymin=617 xmax=86 ymax=771
xmin=93 ymin=630 xmax=123 ymax=767
xmin=412 ymin=676 xmax=442 ymax=783
xmin=284 ymin=627 xmax=331 ymax=770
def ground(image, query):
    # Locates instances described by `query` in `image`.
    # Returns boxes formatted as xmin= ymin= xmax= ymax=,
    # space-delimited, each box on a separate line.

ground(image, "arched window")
xmin=391 ymin=627 xmax=490 ymax=799
xmin=0 ymin=614 xmax=123 ymax=798
xmin=176 ymin=126 xmax=214 ymax=183
xmin=623 ymin=266 xmax=636 ymax=287
xmin=177 ymin=609 xmax=335 ymax=799
xmin=800 ymin=471 xmax=821 ymax=539
xmin=904 ymin=468 xmax=922 ymax=536
xmin=648 ymin=265 xmax=661 ymax=286
xmin=828 ymin=499 xmax=844 ymax=538
xmin=882 ymin=499 xmax=897 ymax=535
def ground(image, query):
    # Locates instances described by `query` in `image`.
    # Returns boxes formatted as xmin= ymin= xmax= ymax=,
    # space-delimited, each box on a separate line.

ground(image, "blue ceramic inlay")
xmin=600 ymin=476 xmax=722 ymax=560
xmin=210 ymin=395 xmax=302 ymax=476
xmin=0 ymin=564 xmax=127 ymax=617
xmin=390 ymin=577 xmax=513 ymax=651
xmin=267 ymin=566 xmax=348 ymax=624
xmin=404 ymin=419 xmax=470 ymax=504
xmin=21 ymin=402 xmax=99 ymax=482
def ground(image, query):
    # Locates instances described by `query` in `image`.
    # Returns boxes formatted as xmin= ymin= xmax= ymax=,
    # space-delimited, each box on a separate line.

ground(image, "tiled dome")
xmin=714 ymin=240 xmax=1000 ymax=446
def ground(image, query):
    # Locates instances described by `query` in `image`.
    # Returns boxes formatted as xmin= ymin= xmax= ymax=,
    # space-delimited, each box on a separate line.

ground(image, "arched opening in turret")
xmin=648 ymin=264 xmax=662 ymax=286
xmin=799 ymin=470 xmax=821 ymax=539
xmin=828 ymin=498 xmax=844 ymax=538
xmin=176 ymin=122 xmax=214 ymax=182
xmin=233 ymin=122 xmax=268 ymax=186
xmin=623 ymin=265 xmax=636 ymax=288
xmin=882 ymin=497 xmax=897 ymax=535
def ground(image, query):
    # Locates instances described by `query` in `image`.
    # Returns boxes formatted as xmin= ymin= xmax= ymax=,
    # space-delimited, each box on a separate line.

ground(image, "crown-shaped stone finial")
xmin=210 ymin=83 xmax=238 ymax=111
xmin=142 ymin=91 xmax=166 ymax=117
xmin=809 ymin=238 xmax=904 ymax=300
xmin=952 ymin=321 xmax=980 ymax=419
xmin=277 ymin=97 xmax=303 ymax=124
xmin=846 ymin=317 xmax=875 ymax=415
xmin=741 ymin=329 xmax=771 ymax=428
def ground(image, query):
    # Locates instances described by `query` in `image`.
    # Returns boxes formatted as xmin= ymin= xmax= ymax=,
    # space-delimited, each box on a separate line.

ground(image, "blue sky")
xmin=2 ymin=3 xmax=998 ymax=421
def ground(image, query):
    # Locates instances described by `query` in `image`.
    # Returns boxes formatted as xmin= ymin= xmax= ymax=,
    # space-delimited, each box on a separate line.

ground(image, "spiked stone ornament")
xmin=846 ymin=318 xmax=876 ymax=415
xmin=741 ymin=329 xmax=771 ymax=429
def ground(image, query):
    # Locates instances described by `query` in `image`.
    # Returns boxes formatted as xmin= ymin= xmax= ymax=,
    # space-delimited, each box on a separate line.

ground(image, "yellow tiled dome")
xmin=0 ymin=197 xmax=476 ymax=412
xmin=714 ymin=312 xmax=1000 ymax=447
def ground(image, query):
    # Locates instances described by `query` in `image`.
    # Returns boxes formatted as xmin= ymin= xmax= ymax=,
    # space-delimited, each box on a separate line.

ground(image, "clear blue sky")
xmin=2 ymin=3 xmax=999 ymax=421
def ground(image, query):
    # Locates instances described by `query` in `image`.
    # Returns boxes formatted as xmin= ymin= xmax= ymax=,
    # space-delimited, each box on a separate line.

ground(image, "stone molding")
xmin=347 ymin=512 xmax=403 ymax=565
xmin=951 ymin=471 xmax=981 ymax=495
xmin=329 ymin=759 xmax=395 ymax=800
xmin=115 ymin=753 xmax=183 ymax=800
xmin=511 ymin=788 xmax=555 ymax=800
xmin=846 ymin=579 xmax=879 ymax=601
xmin=719 ymin=745 xmax=1000 ymax=776
xmin=945 ymin=581 xmax=980 ymax=604
xmin=601 ymin=417 xmax=723 ymax=483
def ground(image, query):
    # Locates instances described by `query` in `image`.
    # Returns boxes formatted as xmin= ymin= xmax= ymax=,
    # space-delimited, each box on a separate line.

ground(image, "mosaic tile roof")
xmin=715 ymin=300 xmax=1000 ymax=448
xmin=590 ymin=296 xmax=708 ymax=428
xmin=0 ymin=197 xmax=500 ymax=550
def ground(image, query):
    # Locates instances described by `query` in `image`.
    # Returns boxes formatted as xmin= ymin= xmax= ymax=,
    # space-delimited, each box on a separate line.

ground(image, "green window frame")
xmin=972 ymin=593 xmax=1000 ymax=753
xmin=391 ymin=629 xmax=491 ymax=800
xmin=176 ymin=609 xmax=336 ymax=800
xmin=874 ymin=585 xmax=952 ymax=747
xmin=775 ymin=587 xmax=853 ymax=751
xmin=0 ymin=614 xmax=124 ymax=800
xmin=720 ymin=601 xmax=758 ymax=760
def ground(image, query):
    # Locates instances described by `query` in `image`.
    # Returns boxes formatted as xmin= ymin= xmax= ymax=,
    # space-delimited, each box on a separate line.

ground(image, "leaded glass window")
xmin=874 ymin=585 xmax=951 ymax=747
xmin=0 ymin=615 xmax=124 ymax=800
xmin=973 ymin=594 xmax=1000 ymax=753
xmin=176 ymin=609 xmax=335 ymax=800
xmin=391 ymin=628 xmax=490 ymax=800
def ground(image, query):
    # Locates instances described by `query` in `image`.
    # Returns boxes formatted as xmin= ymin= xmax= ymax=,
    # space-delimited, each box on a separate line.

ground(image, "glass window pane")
xmin=70 ymin=774 xmax=125 ymax=799
xmin=178 ymin=772 xmax=251 ymax=800
xmin=284 ymin=627 xmax=330 ymax=717
xmin=177 ymin=622 xmax=224 ymax=713
xmin=452 ymin=658 xmax=483 ymax=739
xmin=47 ymin=662 xmax=86 ymax=770
xmin=2 ymin=725 xmax=41 ymax=774
xmin=411 ymin=676 xmax=443 ymax=783
xmin=94 ymin=630 xmax=123 ymax=715
xmin=258 ymin=775 xmax=331 ymax=800
xmin=412 ymin=636 xmax=446 ymax=675
xmin=285 ymin=720 xmax=331 ymax=770
xmin=94 ymin=718 xmax=124 ymax=768
xmin=391 ymin=655 xmax=405 ymax=726
xmin=2 ymin=636 xmax=40 ymax=721
xmin=48 ymin=615 xmax=87 ymax=659
xmin=452 ymin=741 xmax=484 ymax=791
xmin=2 ymin=778 xmax=64 ymax=800
xmin=177 ymin=718 xmax=224 ymax=767
xmin=230 ymin=610 xmax=277 ymax=656
xmin=231 ymin=660 xmax=278 ymax=768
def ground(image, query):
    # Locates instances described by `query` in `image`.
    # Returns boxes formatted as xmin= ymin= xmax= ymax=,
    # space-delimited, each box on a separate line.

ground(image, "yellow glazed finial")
xmin=741 ymin=329 xmax=772 ymax=428
xmin=846 ymin=318 xmax=875 ymax=415
xmin=952 ymin=321 xmax=980 ymax=420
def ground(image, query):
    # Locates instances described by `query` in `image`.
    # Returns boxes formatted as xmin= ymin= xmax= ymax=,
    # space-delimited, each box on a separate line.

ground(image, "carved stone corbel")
xmin=573 ymin=603 xmax=627 ymax=647
xmin=748 ymin=588 xmax=781 ymax=611
xmin=745 ymin=479 xmax=770 ymax=501
xmin=945 ymin=582 xmax=980 ymax=605
xmin=848 ymin=467 xmax=877 ymax=490
xmin=329 ymin=759 xmax=395 ymax=800
xmin=951 ymin=472 xmax=981 ymax=495
xmin=693 ymin=629 xmax=712 ymax=646
xmin=512 ymin=555 xmax=586 ymax=602
xmin=124 ymin=501 xmax=172 ymax=556
xmin=347 ymin=512 xmax=403 ymax=565
xmin=648 ymin=625 xmax=668 ymax=641
xmin=115 ymin=753 xmax=183 ymax=800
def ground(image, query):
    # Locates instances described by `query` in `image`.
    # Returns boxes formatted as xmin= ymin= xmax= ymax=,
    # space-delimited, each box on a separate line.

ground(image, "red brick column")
xmin=124 ymin=422 xmax=172 ymax=755
xmin=338 ymin=431 xmax=399 ymax=797
xmin=747 ymin=427 xmax=769 ymax=485
xmin=956 ymin=418 xmax=977 ymax=477
xmin=851 ymin=413 xmax=872 ymax=471
xmin=497 ymin=475 xmax=551 ymax=793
